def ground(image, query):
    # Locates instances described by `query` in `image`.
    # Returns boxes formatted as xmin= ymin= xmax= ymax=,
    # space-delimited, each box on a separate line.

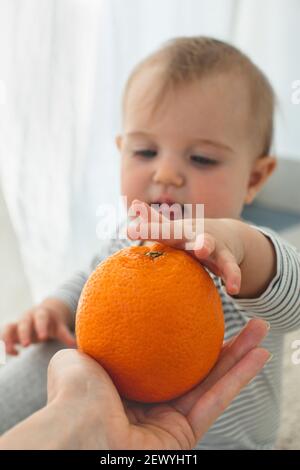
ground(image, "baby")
xmin=1 ymin=36 xmax=300 ymax=450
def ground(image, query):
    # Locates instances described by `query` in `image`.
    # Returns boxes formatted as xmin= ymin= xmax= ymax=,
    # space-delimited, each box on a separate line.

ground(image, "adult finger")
xmin=172 ymin=318 xmax=269 ymax=414
xmin=188 ymin=347 xmax=270 ymax=440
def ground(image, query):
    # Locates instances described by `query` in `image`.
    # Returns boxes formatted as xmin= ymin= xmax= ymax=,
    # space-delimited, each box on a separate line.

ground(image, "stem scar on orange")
xmin=76 ymin=242 xmax=224 ymax=403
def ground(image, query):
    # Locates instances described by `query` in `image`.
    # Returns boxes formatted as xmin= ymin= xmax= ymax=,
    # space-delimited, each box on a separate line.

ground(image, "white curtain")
xmin=234 ymin=0 xmax=300 ymax=160
xmin=0 ymin=0 xmax=299 ymax=302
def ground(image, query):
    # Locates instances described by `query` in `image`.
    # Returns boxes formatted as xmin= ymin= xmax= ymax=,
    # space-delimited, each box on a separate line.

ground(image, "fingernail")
xmin=253 ymin=317 xmax=271 ymax=330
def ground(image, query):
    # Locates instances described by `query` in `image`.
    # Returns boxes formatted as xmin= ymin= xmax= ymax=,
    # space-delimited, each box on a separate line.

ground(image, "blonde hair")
xmin=122 ymin=36 xmax=276 ymax=157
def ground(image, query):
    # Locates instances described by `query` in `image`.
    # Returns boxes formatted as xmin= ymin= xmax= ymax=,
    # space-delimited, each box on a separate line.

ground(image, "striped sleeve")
xmin=224 ymin=225 xmax=300 ymax=333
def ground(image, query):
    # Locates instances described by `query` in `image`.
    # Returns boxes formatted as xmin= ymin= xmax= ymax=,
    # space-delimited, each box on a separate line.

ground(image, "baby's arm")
xmin=128 ymin=200 xmax=300 ymax=333
xmin=1 ymin=235 xmax=131 ymax=354
xmin=225 ymin=224 xmax=300 ymax=333
xmin=1 ymin=219 xmax=138 ymax=354
xmin=1 ymin=264 xmax=97 ymax=354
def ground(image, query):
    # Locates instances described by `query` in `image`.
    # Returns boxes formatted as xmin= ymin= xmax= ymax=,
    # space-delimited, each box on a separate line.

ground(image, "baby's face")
xmin=117 ymin=71 xmax=259 ymax=219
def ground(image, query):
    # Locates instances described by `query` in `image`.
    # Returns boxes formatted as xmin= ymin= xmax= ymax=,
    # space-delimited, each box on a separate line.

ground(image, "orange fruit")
xmin=76 ymin=242 xmax=224 ymax=403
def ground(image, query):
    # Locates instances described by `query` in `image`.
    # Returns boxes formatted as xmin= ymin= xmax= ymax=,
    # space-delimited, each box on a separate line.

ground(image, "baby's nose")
xmin=152 ymin=162 xmax=184 ymax=187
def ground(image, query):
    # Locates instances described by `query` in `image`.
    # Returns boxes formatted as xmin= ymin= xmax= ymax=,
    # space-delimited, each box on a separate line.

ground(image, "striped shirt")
xmin=50 ymin=220 xmax=300 ymax=450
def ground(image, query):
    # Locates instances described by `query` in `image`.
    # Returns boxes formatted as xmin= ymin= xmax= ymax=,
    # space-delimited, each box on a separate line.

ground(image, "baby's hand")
xmin=128 ymin=200 xmax=245 ymax=297
xmin=1 ymin=298 xmax=76 ymax=355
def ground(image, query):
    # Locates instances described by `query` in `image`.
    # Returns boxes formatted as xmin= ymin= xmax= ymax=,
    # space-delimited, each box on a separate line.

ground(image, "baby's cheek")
xmin=121 ymin=174 xmax=147 ymax=205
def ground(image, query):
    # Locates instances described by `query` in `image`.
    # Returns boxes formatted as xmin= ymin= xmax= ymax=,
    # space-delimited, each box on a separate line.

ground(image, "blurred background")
xmin=0 ymin=0 xmax=299 ymax=448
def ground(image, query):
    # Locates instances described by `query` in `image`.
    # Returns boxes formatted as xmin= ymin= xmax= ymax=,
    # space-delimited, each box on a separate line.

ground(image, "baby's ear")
xmin=245 ymin=155 xmax=277 ymax=204
xmin=115 ymin=134 xmax=123 ymax=150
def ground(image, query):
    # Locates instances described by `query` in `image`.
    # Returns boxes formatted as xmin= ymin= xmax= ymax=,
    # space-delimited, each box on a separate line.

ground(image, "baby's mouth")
xmin=149 ymin=201 xmax=184 ymax=220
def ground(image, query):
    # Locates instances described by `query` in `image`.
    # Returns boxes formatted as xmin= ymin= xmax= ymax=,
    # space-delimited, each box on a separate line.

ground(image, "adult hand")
xmin=46 ymin=318 xmax=270 ymax=450
xmin=0 ymin=319 xmax=270 ymax=449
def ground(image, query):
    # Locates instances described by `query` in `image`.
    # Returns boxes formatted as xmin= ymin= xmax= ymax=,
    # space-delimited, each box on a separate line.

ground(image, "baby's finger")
xmin=17 ymin=315 xmax=34 ymax=347
xmin=55 ymin=323 xmax=76 ymax=347
xmin=129 ymin=200 xmax=169 ymax=224
xmin=1 ymin=323 xmax=19 ymax=355
xmin=193 ymin=233 xmax=216 ymax=259
xmin=128 ymin=201 xmax=198 ymax=249
xmin=217 ymin=248 xmax=242 ymax=295
xmin=127 ymin=200 xmax=168 ymax=241
xmin=33 ymin=307 xmax=52 ymax=341
xmin=198 ymin=258 xmax=223 ymax=278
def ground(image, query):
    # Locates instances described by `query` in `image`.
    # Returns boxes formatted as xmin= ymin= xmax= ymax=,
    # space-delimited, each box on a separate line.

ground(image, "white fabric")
xmin=0 ymin=0 xmax=103 ymax=301
xmin=234 ymin=0 xmax=300 ymax=160
xmin=0 ymin=0 xmax=299 ymax=302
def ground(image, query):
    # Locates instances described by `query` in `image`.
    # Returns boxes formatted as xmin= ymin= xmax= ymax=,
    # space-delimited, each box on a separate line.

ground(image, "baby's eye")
xmin=134 ymin=150 xmax=157 ymax=158
xmin=190 ymin=155 xmax=218 ymax=166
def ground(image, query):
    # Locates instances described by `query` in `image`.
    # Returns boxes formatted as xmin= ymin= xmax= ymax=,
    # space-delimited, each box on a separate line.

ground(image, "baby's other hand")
xmin=1 ymin=298 xmax=76 ymax=355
